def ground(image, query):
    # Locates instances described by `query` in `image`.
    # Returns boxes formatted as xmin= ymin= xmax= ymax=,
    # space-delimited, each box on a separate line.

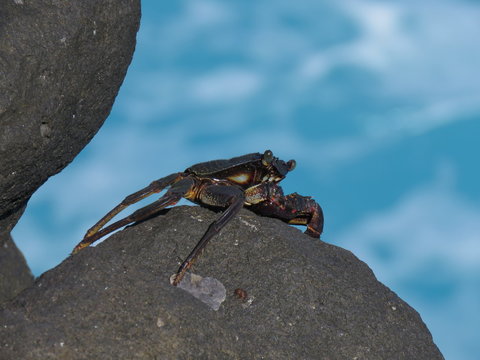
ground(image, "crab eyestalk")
xmin=262 ymin=150 xmax=274 ymax=166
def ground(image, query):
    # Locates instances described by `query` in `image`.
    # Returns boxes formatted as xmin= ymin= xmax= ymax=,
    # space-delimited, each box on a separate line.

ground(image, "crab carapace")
xmin=72 ymin=150 xmax=324 ymax=285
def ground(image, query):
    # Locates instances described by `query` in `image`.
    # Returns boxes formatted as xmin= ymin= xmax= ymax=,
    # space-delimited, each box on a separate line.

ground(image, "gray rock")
xmin=0 ymin=206 xmax=444 ymax=359
xmin=0 ymin=234 xmax=33 ymax=304
xmin=0 ymin=204 xmax=32 ymax=303
xmin=0 ymin=0 xmax=141 ymax=237
xmin=0 ymin=0 xmax=140 ymax=301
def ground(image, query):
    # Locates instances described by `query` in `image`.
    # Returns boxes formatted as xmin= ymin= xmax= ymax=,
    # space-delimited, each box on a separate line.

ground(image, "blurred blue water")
xmin=13 ymin=1 xmax=480 ymax=359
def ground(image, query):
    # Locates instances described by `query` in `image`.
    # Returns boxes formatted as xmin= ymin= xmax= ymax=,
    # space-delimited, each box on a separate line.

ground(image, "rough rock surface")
xmin=0 ymin=0 xmax=141 ymax=237
xmin=0 ymin=206 xmax=444 ymax=359
xmin=0 ymin=206 xmax=33 ymax=303
xmin=0 ymin=235 xmax=33 ymax=304
xmin=0 ymin=0 xmax=140 ymax=300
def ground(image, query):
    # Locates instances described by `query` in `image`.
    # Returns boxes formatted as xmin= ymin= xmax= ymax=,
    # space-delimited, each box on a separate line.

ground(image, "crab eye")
xmin=262 ymin=150 xmax=273 ymax=165
xmin=287 ymin=160 xmax=296 ymax=171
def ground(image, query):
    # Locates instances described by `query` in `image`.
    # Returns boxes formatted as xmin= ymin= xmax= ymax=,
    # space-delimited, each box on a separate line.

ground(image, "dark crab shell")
xmin=185 ymin=152 xmax=263 ymax=177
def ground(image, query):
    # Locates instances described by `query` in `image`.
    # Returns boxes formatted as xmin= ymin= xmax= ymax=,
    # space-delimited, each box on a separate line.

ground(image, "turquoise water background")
xmin=13 ymin=1 xmax=480 ymax=358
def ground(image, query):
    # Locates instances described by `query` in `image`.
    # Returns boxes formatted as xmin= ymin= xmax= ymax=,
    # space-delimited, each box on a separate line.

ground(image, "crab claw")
xmin=287 ymin=160 xmax=296 ymax=171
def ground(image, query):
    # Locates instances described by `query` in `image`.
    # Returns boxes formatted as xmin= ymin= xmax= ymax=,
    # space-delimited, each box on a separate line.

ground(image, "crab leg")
xmin=72 ymin=176 xmax=193 ymax=254
xmin=83 ymin=172 xmax=183 ymax=239
xmin=247 ymin=183 xmax=324 ymax=238
xmin=172 ymin=185 xmax=245 ymax=286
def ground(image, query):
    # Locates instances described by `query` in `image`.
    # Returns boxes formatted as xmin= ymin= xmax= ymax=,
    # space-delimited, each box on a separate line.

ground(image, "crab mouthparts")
xmin=262 ymin=175 xmax=283 ymax=182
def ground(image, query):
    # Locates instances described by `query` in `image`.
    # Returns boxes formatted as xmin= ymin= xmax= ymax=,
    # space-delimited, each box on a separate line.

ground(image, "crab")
xmin=72 ymin=150 xmax=324 ymax=285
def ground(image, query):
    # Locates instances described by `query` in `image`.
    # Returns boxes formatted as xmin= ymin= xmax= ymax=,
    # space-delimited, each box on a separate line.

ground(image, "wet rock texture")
xmin=0 ymin=0 xmax=140 ymax=298
xmin=0 ymin=206 xmax=444 ymax=359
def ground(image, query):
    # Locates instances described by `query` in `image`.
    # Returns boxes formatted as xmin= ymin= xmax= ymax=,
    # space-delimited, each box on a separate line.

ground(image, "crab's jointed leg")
xmin=83 ymin=172 xmax=183 ymax=240
xmin=172 ymin=184 xmax=245 ymax=286
xmin=247 ymin=182 xmax=324 ymax=238
xmin=72 ymin=175 xmax=192 ymax=254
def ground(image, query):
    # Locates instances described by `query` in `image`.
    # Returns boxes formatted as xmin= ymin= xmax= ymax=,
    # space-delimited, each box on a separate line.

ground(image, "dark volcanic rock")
xmin=0 ymin=0 xmax=141 ymax=238
xmin=0 ymin=0 xmax=140 ymax=302
xmin=0 ymin=204 xmax=32 ymax=304
xmin=0 ymin=234 xmax=33 ymax=304
xmin=0 ymin=206 xmax=444 ymax=359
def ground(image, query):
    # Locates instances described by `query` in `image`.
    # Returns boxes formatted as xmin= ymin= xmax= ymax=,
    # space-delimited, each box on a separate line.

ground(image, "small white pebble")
xmin=174 ymin=272 xmax=226 ymax=311
xmin=156 ymin=318 xmax=165 ymax=327
xmin=391 ymin=306 xmax=397 ymax=311
xmin=60 ymin=342 xmax=64 ymax=347
xmin=242 ymin=296 xmax=255 ymax=308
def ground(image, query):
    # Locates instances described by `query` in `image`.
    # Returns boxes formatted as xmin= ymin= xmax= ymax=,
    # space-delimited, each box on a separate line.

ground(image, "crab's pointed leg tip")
xmin=169 ymin=274 xmax=180 ymax=286
xmin=71 ymin=243 xmax=87 ymax=255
